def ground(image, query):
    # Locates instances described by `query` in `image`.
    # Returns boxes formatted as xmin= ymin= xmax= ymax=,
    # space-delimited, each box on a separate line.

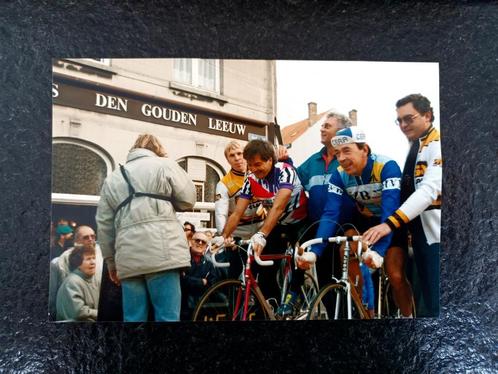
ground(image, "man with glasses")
xmin=49 ymin=225 xmax=103 ymax=320
xmin=363 ymin=94 xmax=442 ymax=317
xmin=180 ymin=231 xmax=219 ymax=320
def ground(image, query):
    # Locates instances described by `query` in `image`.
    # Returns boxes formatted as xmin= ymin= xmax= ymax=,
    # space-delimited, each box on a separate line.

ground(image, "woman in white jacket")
xmin=96 ymin=134 xmax=196 ymax=322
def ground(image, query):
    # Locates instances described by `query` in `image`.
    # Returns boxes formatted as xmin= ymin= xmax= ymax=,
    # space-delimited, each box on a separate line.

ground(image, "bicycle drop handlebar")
xmin=296 ymin=235 xmax=366 ymax=259
xmin=210 ymin=239 xmax=275 ymax=267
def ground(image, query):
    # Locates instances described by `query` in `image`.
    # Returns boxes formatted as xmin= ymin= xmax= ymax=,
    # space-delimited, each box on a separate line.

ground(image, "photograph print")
xmin=49 ymin=58 xmax=440 ymax=322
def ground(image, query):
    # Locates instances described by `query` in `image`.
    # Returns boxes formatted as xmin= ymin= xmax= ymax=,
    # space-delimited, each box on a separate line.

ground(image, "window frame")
xmin=173 ymin=58 xmax=221 ymax=94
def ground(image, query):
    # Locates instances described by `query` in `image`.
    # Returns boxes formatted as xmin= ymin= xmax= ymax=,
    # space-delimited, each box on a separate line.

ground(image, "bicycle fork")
xmin=340 ymin=241 xmax=352 ymax=319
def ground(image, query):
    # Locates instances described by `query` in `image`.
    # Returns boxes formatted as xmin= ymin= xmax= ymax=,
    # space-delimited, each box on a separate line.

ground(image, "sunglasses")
xmin=82 ymin=234 xmax=96 ymax=240
xmin=395 ymin=113 xmax=420 ymax=126
xmin=193 ymin=238 xmax=207 ymax=245
xmin=184 ymin=228 xmax=192 ymax=232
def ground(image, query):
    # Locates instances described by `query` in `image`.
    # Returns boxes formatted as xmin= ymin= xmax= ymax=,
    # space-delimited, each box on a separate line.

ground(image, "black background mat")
xmin=0 ymin=1 xmax=496 ymax=372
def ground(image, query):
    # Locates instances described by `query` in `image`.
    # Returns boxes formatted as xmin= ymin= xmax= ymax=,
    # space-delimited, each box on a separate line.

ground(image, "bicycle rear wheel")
xmin=381 ymin=282 xmax=416 ymax=318
xmin=192 ymin=279 xmax=270 ymax=321
xmin=307 ymin=283 xmax=369 ymax=320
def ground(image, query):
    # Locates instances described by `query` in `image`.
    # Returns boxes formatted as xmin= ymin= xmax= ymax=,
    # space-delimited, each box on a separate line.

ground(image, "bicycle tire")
xmin=307 ymin=283 xmax=369 ymax=320
xmin=382 ymin=282 xmax=416 ymax=318
xmin=192 ymin=279 xmax=270 ymax=321
xmin=294 ymin=272 xmax=320 ymax=320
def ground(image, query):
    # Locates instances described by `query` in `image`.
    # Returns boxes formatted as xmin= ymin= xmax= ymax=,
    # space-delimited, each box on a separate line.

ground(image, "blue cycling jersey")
xmin=297 ymin=147 xmax=339 ymax=222
xmin=312 ymin=153 xmax=401 ymax=257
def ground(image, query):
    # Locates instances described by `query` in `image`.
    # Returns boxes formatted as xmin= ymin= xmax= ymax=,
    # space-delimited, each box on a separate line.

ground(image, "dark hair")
xmin=243 ymin=140 xmax=276 ymax=164
xmin=184 ymin=221 xmax=195 ymax=233
xmin=396 ymin=94 xmax=434 ymax=123
xmin=356 ymin=143 xmax=372 ymax=156
xmin=68 ymin=246 xmax=96 ymax=271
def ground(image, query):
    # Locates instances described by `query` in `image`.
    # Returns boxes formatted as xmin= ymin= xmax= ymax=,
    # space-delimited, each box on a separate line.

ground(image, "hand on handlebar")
xmin=212 ymin=236 xmax=236 ymax=250
xmin=211 ymin=236 xmax=225 ymax=249
xmin=250 ymin=232 xmax=266 ymax=256
xmin=296 ymin=251 xmax=316 ymax=270
xmin=362 ymin=223 xmax=392 ymax=246
xmin=361 ymin=249 xmax=383 ymax=269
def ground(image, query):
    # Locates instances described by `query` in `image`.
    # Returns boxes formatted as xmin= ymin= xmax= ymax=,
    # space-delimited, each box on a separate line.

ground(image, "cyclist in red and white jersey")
xmin=213 ymin=139 xmax=308 ymax=307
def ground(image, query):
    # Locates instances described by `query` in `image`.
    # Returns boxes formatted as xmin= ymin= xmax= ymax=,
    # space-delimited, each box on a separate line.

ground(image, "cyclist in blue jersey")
xmin=297 ymin=127 xmax=415 ymax=317
xmin=280 ymin=112 xmax=356 ymax=316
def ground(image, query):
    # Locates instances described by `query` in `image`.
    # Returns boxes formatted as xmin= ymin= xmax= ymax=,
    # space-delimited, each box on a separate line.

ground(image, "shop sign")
xmin=52 ymin=74 xmax=267 ymax=141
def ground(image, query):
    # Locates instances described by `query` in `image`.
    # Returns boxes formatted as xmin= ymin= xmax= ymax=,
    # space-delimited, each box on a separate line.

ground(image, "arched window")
xmin=177 ymin=157 xmax=224 ymax=203
xmin=52 ymin=139 xmax=113 ymax=196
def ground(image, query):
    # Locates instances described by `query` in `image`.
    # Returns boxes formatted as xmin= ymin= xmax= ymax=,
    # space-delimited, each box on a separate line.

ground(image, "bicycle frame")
xmin=299 ymin=235 xmax=369 ymax=320
xmin=213 ymin=241 xmax=292 ymax=321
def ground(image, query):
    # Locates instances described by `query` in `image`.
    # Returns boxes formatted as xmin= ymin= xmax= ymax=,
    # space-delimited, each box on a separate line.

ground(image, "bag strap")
xmin=115 ymin=164 xmax=172 ymax=214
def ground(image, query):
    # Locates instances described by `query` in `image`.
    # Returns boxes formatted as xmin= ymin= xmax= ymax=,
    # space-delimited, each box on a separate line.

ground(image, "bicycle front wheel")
xmin=294 ymin=271 xmax=320 ymax=320
xmin=192 ymin=279 xmax=270 ymax=321
xmin=307 ymin=283 xmax=368 ymax=320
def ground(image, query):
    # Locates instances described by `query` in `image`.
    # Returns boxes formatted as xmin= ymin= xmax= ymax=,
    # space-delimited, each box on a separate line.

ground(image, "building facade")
xmin=52 ymin=58 xmax=277 ymax=229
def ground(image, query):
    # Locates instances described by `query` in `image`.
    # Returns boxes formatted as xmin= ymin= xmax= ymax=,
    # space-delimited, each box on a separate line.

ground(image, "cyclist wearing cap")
xmin=363 ymin=94 xmax=441 ymax=317
xmin=297 ymin=127 xmax=415 ymax=318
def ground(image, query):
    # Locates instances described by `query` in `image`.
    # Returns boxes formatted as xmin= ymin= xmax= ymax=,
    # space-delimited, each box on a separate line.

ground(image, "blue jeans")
xmin=121 ymin=270 xmax=181 ymax=322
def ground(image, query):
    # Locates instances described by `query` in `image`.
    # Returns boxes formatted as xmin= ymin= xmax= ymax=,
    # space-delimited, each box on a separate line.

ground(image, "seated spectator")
xmin=49 ymin=225 xmax=103 ymax=320
xmin=50 ymin=224 xmax=73 ymax=260
xmin=56 ymin=245 xmax=100 ymax=321
xmin=181 ymin=232 xmax=220 ymax=320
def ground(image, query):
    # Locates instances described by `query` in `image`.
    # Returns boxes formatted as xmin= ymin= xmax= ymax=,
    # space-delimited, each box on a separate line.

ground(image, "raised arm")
xmin=221 ymin=197 xmax=250 ymax=239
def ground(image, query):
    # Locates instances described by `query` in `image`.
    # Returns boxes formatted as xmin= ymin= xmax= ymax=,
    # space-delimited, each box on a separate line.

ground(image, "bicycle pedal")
xmin=266 ymin=298 xmax=278 ymax=312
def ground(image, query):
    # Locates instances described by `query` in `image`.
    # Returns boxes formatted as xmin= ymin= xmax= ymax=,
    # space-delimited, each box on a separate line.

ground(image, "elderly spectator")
xmin=48 ymin=225 xmax=103 ymax=320
xmin=181 ymin=231 xmax=219 ymax=320
xmin=56 ymin=245 xmax=99 ymax=321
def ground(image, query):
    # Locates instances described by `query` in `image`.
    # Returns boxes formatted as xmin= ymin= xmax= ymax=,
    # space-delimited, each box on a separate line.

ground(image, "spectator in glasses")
xmin=180 ymin=232 xmax=220 ymax=320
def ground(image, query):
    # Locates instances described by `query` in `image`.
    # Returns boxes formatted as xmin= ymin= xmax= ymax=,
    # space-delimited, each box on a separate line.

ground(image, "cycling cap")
xmin=55 ymin=224 xmax=73 ymax=235
xmin=331 ymin=127 xmax=367 ymax=148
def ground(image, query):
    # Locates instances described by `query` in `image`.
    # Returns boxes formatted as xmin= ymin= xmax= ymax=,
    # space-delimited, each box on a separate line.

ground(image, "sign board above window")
xmin=52 ymin=73 xmax=267 ymax=141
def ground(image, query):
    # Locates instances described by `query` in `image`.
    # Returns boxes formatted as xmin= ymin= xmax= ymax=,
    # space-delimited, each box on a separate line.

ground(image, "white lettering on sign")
xmin=208 ymin=118 xmax=246 ymax=135
xmin=52 ymin=83 xmax=59 ymax=98
xmin=95 ymin=93 xmax=128 ymax=112
xmin=141 ymin=104 xmax=197 ymax=126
